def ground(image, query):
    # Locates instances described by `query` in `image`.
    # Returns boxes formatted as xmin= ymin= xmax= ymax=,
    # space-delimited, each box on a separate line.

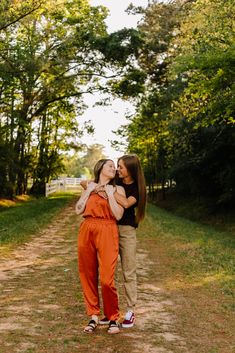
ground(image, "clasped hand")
xmin=86 ymin=182 xmax=115 ymax=197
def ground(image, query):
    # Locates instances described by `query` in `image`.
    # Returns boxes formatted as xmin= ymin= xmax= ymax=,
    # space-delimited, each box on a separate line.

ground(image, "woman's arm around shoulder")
xmin=116 ymin=185 xmax=126 ymax=197
xmin=114 ymin=188 xmax=137 ymax=209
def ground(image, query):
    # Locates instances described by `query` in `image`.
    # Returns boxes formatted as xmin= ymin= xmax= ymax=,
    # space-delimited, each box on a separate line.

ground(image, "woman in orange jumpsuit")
xmin=75 ymin=159 xmax=125 ymax=334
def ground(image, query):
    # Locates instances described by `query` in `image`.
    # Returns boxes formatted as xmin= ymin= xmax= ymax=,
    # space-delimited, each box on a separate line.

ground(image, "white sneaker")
xmin=122 ymin=311 xmax=135 ymax=328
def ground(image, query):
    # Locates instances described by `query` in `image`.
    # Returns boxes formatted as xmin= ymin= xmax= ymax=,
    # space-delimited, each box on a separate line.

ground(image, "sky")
xmin=79 ymin=0 xmax=149 ymax=160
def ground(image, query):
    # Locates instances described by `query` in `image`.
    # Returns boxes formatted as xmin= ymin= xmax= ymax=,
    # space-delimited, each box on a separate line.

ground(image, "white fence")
xmin=45 ymin=178 xmax=82 ymax=197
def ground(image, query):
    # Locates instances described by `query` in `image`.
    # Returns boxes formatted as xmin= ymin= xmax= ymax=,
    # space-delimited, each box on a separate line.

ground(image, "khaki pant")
xmin=118 ymin=225 xmax=137 ymax=312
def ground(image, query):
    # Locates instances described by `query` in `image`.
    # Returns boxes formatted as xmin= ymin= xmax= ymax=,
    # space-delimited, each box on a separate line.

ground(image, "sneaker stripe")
xmin=122 ymin=311 xmax=135 ymax=328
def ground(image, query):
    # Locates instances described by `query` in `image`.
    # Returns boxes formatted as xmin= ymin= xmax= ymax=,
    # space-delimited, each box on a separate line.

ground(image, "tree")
xmin=167 ymin=0 xmax=235 ymax=204
xmin=0 ymin=0 xmax=151 ymax=198
xmin=112 ymin=0 xmax=235 ymax=207
xmin=80 ymin=144 xmax=106 ymax=177
xmin=0 ymin=0 xmax=108 ymax=196
xmin=112 ymin=0 xmax=183 ymax=197
xmin=62 ymin=144 xmax=106 ymax=179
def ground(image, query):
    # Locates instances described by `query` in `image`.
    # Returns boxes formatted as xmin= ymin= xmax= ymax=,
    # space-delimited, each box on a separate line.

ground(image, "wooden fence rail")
xmin=45 ymin=178 xmax=82 ymax=197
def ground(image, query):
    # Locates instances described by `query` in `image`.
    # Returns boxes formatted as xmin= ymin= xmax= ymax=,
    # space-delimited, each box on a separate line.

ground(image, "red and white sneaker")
xmin=122 ymin=311 xmax=135 ymax=328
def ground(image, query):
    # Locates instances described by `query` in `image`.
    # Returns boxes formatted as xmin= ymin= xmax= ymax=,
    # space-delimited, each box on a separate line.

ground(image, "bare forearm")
xmin=107 ymin=194 xmax=124 ymax=220
xmin=114 ymin=192 xmax=136 ymax=209
xmin=75 ymin=190 xmax=91 ymax=215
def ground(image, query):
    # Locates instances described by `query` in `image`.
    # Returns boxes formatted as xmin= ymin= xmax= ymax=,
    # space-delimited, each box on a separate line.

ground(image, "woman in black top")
xmin=100 ymin=154 xmax=146 ymax=328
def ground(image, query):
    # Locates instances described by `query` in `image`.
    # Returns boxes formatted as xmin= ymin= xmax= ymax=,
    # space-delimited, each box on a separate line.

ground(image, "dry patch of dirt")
xmin=0 ymin=195 xmax=31 ymax=209
xmin=0 ymin=202 xmax=189 ymax=353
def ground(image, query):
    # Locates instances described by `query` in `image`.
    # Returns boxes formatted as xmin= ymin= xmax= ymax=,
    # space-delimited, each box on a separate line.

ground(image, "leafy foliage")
xmin=113 ymin=0 xmax=235 ymax=208
xmin=63 ymin=144 xmax=106 ymax=179
xmin=0 ymin=0 xmax=117 ymax=197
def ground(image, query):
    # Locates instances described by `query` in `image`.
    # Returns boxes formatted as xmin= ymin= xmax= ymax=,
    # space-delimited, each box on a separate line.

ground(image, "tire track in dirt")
xmin=0 ymin=203 xmax=188 ymax=353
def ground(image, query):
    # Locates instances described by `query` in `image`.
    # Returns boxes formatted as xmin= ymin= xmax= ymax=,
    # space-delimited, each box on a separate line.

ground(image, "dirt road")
xmin=0 ymin=202 xmax=189 ymax=353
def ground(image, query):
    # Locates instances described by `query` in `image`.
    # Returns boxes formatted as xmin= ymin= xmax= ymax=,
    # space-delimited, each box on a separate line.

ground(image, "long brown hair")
xmin=93 ymin=159 xmax=116 ymax=186
xmin=118 ymin=154 xmax=146 ymax=223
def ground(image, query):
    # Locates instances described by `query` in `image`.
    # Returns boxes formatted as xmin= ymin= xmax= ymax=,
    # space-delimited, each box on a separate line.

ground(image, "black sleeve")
xmin=130 ymin=184 xmax=139 ymax=203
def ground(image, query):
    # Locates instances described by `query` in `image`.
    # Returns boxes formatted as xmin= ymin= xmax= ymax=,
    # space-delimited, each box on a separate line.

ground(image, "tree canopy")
xmin=1 ymin=0 xmax=234 ymax=209
xmin=112 ymin=0 xmax=235 ymax=207
xmin=0 ymin=0 xmax=138 ymax=197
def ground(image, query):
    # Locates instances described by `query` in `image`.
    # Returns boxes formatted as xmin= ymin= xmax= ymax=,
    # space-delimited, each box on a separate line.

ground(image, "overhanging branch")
xmin=0 ymin=1 xmax=43 ymax=31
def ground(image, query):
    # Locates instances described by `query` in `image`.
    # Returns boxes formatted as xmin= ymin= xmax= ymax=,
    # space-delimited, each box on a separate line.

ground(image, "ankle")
xmin=91 ymin=315 xmax=99 ymax=324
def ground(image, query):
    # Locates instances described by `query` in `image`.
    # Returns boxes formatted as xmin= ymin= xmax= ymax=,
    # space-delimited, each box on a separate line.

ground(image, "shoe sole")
xmin=122 ymin=323 xmax=134 ymax=328
xmin=108 ymin=328 xmax=120 ymax=334
xmin=99 ymin=321 xmax=110 ymax=325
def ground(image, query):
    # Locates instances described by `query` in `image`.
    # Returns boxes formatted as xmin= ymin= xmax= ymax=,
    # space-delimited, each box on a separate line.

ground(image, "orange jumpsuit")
xmin=78 ymin=192 xmax=119 ymax=321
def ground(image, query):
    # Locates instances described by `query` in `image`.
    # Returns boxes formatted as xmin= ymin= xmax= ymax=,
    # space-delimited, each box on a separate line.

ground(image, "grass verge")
xmin=0 ymin=193 xmax=76 ymax=246
xmin=153 ymin=191 xmax=235 ymax=235
xmin=142 ymin=204 xmax=234 ymax=303
xmin=138 ymin=203 xmax=235 ymax=353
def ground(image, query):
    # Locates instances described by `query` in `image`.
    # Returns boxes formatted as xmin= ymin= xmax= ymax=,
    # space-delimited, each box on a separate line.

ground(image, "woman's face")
xmin=101 ymin=160 xmax=116 ymax=179
xmin=117 ymin=159 xmax=129 ymax=179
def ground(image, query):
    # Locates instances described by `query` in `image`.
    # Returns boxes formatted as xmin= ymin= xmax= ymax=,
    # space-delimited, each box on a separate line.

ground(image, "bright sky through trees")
xmin=80 ymin=0 xmax=149 ymax=160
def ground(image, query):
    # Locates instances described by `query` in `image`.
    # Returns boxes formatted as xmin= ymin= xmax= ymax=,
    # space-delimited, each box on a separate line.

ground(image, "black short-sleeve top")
xmin=117 ymin=180 xmax=139 ymax=228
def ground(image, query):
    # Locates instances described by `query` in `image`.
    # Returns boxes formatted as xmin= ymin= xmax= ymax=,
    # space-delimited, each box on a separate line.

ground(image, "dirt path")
xmin=0 ymin=202 xmax=188 ymax=353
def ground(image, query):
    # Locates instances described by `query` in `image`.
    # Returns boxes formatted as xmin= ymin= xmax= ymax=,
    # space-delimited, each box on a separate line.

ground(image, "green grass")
xmin=0 ymin=193 xmax=76 ymax=245
xmin=154 ymin=191 xmax=235 ymax=235
xmin=139 ymin=204 xmax=235 ymax=304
